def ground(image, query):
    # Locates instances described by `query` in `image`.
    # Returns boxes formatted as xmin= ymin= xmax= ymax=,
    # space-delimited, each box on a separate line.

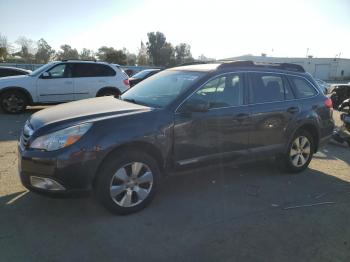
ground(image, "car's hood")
xmin=0 ymin=75 xmax=31 ymax=87
xmin=0 ymin=74 xmax=30 ymax=81
xmin=29 ymin=97 xmax=152 ymax=130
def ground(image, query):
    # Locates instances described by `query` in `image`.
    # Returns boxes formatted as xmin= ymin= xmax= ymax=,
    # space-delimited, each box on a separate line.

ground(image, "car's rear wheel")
xmin=0 ymin=90 xmax=28 ymax=114
xmin=283 ymin=130 xmax=314 ymax=173
xmin=94 ymin=150 xmax=160 ymax=214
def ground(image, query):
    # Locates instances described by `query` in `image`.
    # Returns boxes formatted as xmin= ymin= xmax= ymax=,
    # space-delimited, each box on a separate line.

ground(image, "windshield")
xmin=29 ymin=63 xmax=56 ymax=76
xmin=121 ymin=70 xmax=204 ymax=108
xmin=132 ymin=70 xmax=156 ymax=79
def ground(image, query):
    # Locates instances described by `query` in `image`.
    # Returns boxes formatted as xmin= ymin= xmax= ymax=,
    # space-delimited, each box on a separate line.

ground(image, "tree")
xmin=56 ymin=44 xmax=79 ymax=60
xmin=159 ymin=42 xmax=175 ymax=67
xmin=122 ymin=48 xmax=137 ymax=66
xmin=137 ymin=41 xmax=149 ymax=65
xmin=197 ymin=54 xmax=214 ymax=62
xmin=0 ymin=34 xmax=11 ymax=61
xmin=175 ymin=43 xmax=193 ymax=65
xmin=35 ymin=38 xmax=55 ymax=63
xmin=15 ymin=36 xmax=36 ymax=62
xmin=79 ymin=48 xmax=95 ymax=60
xmin=97 ymin=46 xmax=127 ymax=64
xmin=146 ymin=31 xmax=167 ymax=66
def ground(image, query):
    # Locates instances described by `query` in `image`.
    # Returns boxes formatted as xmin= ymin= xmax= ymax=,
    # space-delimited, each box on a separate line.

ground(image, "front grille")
xmin=20 ymin=121 xmax=33 ymax=148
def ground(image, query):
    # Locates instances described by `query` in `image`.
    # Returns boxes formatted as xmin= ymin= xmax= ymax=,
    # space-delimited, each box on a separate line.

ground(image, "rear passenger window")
xmin=289 ymin=77 xmax=317 ymax=98
xmin=248 ymin=73 xmax=293 ymax=103
xmin=73 ymin=64 xmax=116 ymax=77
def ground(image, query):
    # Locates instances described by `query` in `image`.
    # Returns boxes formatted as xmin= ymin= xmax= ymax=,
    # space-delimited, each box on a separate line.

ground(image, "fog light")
xmin=30 ymin=176 xmax=65 ymax=191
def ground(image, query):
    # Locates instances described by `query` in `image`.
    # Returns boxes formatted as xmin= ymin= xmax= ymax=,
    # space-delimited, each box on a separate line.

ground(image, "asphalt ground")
xmin=0 ymin=107 xmax=349 ymax=262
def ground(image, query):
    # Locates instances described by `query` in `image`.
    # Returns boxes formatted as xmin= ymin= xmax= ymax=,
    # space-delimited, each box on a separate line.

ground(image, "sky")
xmin=0 ymin=0 xmax=350 ymax=59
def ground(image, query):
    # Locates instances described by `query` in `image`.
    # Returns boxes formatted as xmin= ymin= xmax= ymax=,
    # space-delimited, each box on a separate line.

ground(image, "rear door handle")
xmin=65 ymin=81 xmax=73 ymax=84
xmin=287 ymin=107 xmax=300 ymax=114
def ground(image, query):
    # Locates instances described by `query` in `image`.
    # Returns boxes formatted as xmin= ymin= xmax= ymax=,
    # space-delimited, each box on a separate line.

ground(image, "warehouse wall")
xmin=225 ymin=55 xmax=350 ymax=80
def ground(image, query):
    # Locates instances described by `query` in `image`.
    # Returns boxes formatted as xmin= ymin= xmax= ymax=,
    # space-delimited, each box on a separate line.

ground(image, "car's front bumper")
xmin=18 ymin=143 xmax=101 ymax=196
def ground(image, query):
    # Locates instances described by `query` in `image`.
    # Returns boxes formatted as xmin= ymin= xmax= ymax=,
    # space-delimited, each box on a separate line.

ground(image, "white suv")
xmin=0 ymin=60 xmax=130 ymax=113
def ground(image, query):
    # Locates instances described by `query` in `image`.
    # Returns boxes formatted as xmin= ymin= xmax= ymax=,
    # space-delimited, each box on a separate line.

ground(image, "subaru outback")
xmin=18 ymin=61 xmax=334 ymax=214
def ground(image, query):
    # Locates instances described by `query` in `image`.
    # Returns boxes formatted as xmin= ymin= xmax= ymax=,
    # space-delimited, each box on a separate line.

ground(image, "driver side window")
xmin=46 ymin=64 xmax=68 ymax=78
xmin=190 ymin=73 xmax=243 ymax=109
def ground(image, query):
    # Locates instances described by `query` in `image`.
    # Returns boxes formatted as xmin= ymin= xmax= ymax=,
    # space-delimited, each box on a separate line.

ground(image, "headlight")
xmin=30 ymin=123 xmax=92 ymax=151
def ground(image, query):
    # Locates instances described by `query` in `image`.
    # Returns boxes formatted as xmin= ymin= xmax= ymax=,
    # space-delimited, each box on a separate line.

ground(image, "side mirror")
xmin=41 ymin=72 xmax=50 ymax=79
xmin=184 ymin=99 xmax=209 ymax=113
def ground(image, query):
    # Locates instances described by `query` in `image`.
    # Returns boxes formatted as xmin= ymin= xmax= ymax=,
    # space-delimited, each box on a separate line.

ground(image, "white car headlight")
xmin=30 ymin=123 xmax=92 ymax=151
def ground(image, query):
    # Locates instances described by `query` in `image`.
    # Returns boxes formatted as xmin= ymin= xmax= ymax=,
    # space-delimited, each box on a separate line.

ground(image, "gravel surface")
xmin=0 ymin=107 xmax=349 ymax=262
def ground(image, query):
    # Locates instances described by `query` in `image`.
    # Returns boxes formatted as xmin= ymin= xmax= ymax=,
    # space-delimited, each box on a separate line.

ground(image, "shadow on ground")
xmin=1 ymin=159 xmax=350 ymax=262
xmin=0 ymin=106 xmax=349 ymax=261
xmin=0 ymin=107 xmax=45 ymax=142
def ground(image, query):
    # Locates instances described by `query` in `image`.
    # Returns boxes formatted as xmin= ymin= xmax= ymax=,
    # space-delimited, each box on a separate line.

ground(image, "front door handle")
xmin=234 ymin=113 xmax=249 ymax=121
xmin=65 ymin=81 xmax=73 ymax=84
xmin=287 ymin=107 xmax=300 ymax=114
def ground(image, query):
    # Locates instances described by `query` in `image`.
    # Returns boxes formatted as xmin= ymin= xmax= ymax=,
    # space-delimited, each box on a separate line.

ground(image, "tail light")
xmin=324 ymin=97 xmax=333 ymax=109
xmin=123 ymin=79 xmax=130 ymax=87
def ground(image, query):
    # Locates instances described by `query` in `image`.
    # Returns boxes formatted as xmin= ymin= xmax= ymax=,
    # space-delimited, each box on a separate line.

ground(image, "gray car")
xmin=18 ymin=61 xmax=335 ymax=214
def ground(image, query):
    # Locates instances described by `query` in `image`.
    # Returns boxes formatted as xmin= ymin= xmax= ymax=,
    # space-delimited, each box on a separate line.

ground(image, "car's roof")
xmin=168 ymin=61 xmax=307 ymax=76
xmin=56 ymin=60 xmax=111 ymax=65
xmin=169 ymin=63 xmax=221 ymax=72
xmin=334 ymin=84 xmax=350 ymax=87
xmin=141 ymin=68 xmax=162 ymax=72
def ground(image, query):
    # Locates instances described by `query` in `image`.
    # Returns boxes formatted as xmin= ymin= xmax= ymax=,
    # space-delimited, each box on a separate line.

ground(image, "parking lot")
xmin=0 ymin=108 xmax=349 ymax=262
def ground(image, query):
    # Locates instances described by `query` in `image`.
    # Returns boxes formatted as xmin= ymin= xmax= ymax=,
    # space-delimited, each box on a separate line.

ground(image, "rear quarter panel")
xmin=284 ymin=95 xmax=334 ymax=152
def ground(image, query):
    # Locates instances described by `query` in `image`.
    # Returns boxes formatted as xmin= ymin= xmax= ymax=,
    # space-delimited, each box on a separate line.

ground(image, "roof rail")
xmin=61 ymin=59 xmax=97 ymax=62
xmin=218 ymin=60 xmax=305 ymax=73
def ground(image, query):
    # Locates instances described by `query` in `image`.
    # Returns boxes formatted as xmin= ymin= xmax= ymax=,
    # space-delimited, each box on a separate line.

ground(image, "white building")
xmin=223 ymin=55 xmax=350 ymax=81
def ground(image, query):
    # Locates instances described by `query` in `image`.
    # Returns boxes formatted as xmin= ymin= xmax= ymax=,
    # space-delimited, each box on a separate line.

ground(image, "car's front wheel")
xmin=283 ymin=130 xmax=314 ymax=173
xmin=94 ymin=150 xmax=160 ymax=214
xmin=0 ymin=90 xmax=28 ymax=114
xmin=97 ymin=88 xmax=120 ymax=97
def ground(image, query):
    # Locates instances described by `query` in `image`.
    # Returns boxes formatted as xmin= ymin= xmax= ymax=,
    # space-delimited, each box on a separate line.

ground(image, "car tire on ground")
xmin=0 ymin=90 xmax=28 ymax=114
xmin=94 ymin=150 xmax=161 ymax=215
xmin=97 ymin=89 xmax=120 ymax=97
xmin=282 ymin=129 xmax=314 ymax=173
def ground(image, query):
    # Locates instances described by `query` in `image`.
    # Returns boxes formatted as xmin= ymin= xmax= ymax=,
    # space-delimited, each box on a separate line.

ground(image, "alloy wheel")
xmin=2 ymin=94 xmax=25 ymax=113
xmin=289 ymin=136 xmax=311 ymax=167
xmin=109 ymin=162 xmax=154 ymax=207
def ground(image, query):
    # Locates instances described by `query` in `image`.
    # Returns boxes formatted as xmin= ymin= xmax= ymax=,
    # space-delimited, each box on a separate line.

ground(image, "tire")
xmin=0 ymin=90 xmax=28 ymax=114
xmin=282 ymin=129 xmax=314 ymax=173
xmin=94 ymin=150 xmax=161 ymax=215
xmin=97 ymin=89 xmax=120 ymax=97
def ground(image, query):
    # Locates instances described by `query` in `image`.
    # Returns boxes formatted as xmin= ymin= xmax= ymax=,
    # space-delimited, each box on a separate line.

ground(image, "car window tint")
xmin=47 ymin=64 xmax=67 ymax=78
xmin=248 ymin=73 xmax=286 ymax=103
xmin=191 ymin=73 xmax=244 ymax=108
xmin=74 ymin=64 xmax=116 ymax=77
xmin=283 ymin=78 xmax=295 ymax=100
xmin=0 ymin=68 xmax=23 ymax=77
xmin=121 ymin=70 xmax=204 ymax=108
xmin=0 ymin=69 xmax=10 ymax=77
xmin=289 ymin=76 xmax=317 ymax=98
xmin=132 ymin=70 xmax=152 ymax=79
